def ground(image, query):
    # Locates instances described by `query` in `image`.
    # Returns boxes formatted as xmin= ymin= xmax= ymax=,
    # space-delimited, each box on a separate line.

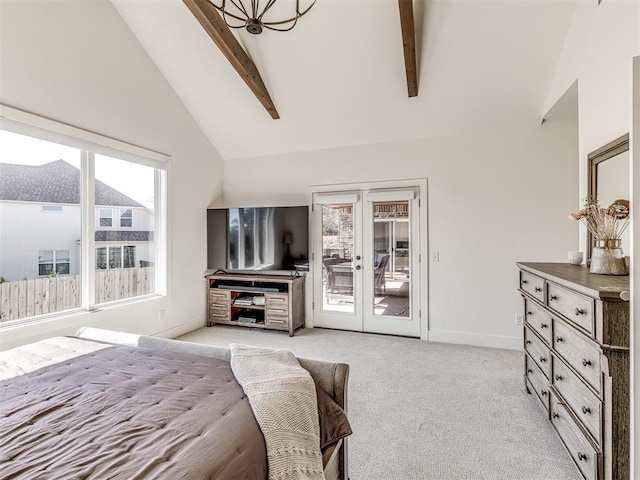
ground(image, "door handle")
xmin=355 ymin=265 xmax=361 ymax=270
xmin=356 ymin=255 xmax=361 ymax=261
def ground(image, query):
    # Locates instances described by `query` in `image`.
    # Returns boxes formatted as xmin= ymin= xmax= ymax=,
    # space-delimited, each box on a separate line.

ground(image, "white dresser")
xmin=517 ymin=263 xmax=629 ymax=480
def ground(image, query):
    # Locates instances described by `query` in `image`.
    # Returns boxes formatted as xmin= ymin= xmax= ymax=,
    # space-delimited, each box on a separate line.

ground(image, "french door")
xmin=312 ymin=188 xmax=422 ymax=337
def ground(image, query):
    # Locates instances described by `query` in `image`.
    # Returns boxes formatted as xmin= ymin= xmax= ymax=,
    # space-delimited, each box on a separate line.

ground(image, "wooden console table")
xmin=206 ymin=273 xmax=305 ymax=336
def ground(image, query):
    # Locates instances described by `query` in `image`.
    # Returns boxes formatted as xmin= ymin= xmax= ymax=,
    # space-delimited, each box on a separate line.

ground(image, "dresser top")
xmin=517 ymin=262 xmax=630 ymax=300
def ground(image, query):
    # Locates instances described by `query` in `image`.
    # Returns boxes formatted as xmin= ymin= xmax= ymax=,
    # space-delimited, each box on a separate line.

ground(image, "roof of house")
xmin=95 ymin=231 xmax=153 ymax=242
xmin=0 ymin=160 xmax=143 ymax=207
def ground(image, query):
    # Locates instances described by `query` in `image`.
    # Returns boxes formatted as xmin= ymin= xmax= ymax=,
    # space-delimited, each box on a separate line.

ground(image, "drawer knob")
xmin=541 ymin=390 xmax=548 ymax=396
xmin=575 ymin=308 xmax=585 ymax=316
xmin=577 ymin=452 xmax=588 ymax=462
xmin=522 ymin=280 xmax=528 ymax=284
xmin=552 ymin=412 xmax=560 ymax=419
xmin=555 ymin=374 xmax=562 ymax=381
xmin=534 ymin=287 xmax=542 ymax=292
xmin=527 ymin=369 xmax=533 ymax=374
xmin=550 ymin=295 xmax=558 ymax=301
xmin=526 ymin=311 xmax=533 ymax=316
xmin=540 ymin=323 xmax=548 ymax=329
xmin=582 ymin=406 xmax=591 ymax=415
xmin=555 ymin=336 xmax=563 ymax=343
xmin=539 ymin=357 xmax=547 ymax=363
xmin=525 ymin=340 xmax=532 ymax=345
xmin=582 ymin=359 xmax=592 ymax=367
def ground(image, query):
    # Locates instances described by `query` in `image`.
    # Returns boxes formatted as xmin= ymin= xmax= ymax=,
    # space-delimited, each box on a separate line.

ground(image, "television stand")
xmin=206 ymin=273 xmax=305 ymax=336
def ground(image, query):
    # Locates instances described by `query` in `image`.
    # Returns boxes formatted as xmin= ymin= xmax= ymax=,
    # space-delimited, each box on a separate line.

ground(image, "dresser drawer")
xmin=552 ymin=355 xmax=602 ymax=444
xmin=525 ymin=355 xmax=550 ymax=413
xmin=550 ymin=392 xmax=600 ymax=480
xmin=520 ymin=271 xmax=545 ymax=303
xmin=524 ymin=298 xmax=552 ymax=345
xmin=553 ymin=319 xmax=601 ymax=395
xmin=524 ymin=325 xmax=551 ymax=380
xmin=547 ymin=283 xmax=594 ymax=336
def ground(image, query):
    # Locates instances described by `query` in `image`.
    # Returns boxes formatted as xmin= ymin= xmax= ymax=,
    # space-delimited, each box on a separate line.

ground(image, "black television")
xmin=207 ymin=206 xmax=309 ymax=272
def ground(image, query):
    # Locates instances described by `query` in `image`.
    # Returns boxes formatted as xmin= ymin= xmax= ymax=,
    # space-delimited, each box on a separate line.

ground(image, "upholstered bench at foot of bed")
xmin=74 ymin=327 xmax=349 ymax=480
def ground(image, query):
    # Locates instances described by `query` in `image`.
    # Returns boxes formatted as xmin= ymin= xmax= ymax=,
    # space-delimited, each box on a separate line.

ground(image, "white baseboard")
xmin=428 ymin=329 xmax=522 ymax=350
xmin=153 ymin=318 xmax=205 ymax=339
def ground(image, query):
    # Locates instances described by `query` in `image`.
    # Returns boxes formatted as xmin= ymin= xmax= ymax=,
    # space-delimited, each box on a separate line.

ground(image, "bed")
xmin=0 ymin=327 xmax=350 ymax=480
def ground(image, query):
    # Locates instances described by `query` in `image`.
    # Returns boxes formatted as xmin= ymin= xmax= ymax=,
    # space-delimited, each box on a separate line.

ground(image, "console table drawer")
xmin=209 ymin=308 xmax=231 ymax=322
xmin=553 ymin=320 xmax=601 ymax=394
xmin=524 ymin=298 xmax=552 ymax=345
xmin=520 ymin=271 xmax=545 ymax=303
xmin=550 ymin=392 xmax=600 ymax=480
xmin=547 ymin=283 xmax=594 ymax=335
xmin=266 ymin=313 xmax=289 ymax=327
xmin=266 ymin=293 xmax=289 ymax=314
xmin=526 ymin=356 xmax=549 ymax=413
xmin=525 ymin=325 xmax=551 ymax=380
xmin=210 ymin=289 xmax=231 ymax=305
xmin=552 ymin=355 xmax=602 ymax=444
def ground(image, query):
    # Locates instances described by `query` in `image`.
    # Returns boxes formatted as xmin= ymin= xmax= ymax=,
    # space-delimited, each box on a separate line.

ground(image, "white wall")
xmin=222 ymin=122 xmax=578 ymax=349
xmin=543 ymin=1 xmax=639 ymax=475
xmin=0 ymin=0 xmax=223 ymax=348
xmin=544 ymin=0 xmax=639 ymax=247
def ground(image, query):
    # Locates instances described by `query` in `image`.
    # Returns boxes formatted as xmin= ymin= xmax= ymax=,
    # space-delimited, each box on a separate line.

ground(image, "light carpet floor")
xmin=178 ymin=326 xmax=581 ymax=480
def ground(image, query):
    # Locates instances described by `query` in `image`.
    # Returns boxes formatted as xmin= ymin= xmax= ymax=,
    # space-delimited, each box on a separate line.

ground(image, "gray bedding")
xmin=0 ymin=336 xmax=267 ymax=479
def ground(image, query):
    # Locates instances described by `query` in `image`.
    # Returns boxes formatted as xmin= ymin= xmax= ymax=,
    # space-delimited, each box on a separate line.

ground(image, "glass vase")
xmin=590 ymin=239 xmax=628 ymax=275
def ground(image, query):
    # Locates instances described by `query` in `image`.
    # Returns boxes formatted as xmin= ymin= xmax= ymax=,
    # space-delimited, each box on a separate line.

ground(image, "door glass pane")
xmin=372 ymin=201 xmax=410 ymax=317
xmin=0 ymin=130 xmax=82 ymax=320
xmin=95 ymin=154 xmax=155 ymax=304
xmin=321 ymin=204 xmax=354 ymax=313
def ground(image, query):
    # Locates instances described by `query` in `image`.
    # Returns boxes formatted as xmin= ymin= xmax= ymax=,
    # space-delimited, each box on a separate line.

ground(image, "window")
xmin=120 ymin=209 xmax=132 ymax=228
xmin=96 ymin=246 xmax=137 ymax=270
xmin=0 ymin=115 xmax=166 ymax=325
xmin=123 ymin=246 xmax=136 ymax=268
xmin=99 ymin=208 xmax=113 ymax=227
xmin=0 ymin=130 xmax=81 ymax=320
xmin=95 ymin=155 xmax=155 ymax=305
xmin=38 ymin=250 xmax=70 ymax=276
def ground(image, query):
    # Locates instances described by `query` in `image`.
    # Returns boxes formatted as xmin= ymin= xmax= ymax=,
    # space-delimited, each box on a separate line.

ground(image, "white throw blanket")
xmin=230 ymin=344 xmax=325 ymax=480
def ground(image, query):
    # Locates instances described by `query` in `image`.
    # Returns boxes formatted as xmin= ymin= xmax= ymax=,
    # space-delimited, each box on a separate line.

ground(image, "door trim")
xmin=307 ymin=178 xmax=429 ymax=340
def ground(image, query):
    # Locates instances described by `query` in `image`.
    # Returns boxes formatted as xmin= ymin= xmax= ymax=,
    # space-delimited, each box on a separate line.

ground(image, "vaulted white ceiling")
xmin=112 ymin=0 xmax=577 ymax=160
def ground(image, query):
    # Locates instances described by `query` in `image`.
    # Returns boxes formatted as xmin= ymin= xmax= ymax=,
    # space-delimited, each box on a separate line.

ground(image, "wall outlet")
xmin=159 ymin=309 xmax=166 ymax=320
xmin=515 ymin=313 xmax=523 ymax=325
xmin=431 ymin=252 xmax=440 ymax=262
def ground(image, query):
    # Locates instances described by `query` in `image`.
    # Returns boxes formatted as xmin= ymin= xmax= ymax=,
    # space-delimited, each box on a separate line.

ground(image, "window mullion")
xmin=81 ymin=151 xmax=96 ymax=310
xmin=154 ymin=169 xmax=167 ymax=296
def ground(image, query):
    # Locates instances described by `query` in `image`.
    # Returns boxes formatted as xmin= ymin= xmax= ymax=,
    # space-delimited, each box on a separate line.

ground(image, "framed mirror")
xmin=587 ymin=133 xmax=630 ymax=258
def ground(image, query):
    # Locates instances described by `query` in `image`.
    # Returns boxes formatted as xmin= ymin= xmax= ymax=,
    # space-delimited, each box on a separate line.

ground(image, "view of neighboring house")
xmin=0 ymin=159 xmax=154 ymax=281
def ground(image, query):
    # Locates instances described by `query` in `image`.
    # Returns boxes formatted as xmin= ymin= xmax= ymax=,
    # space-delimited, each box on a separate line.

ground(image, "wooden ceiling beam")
xmin=398 ymin=0 xmax=418 ymax=97
xmin=183 ymin=0 xmax=280 ymax=119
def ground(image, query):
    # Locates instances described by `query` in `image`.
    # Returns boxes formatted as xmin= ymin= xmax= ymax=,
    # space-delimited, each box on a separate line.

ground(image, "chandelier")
xmin=208 ymin=0 xmax=316 ymax=35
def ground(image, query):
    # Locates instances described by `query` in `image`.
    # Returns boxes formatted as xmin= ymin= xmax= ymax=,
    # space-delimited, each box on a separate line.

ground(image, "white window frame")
xmin=0 ymin=104 xmax=169 ymax=324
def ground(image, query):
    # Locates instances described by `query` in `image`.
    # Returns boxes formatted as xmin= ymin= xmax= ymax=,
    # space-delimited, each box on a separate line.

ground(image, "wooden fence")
xmin=0 ymin=267 xmax=154 ymax=322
